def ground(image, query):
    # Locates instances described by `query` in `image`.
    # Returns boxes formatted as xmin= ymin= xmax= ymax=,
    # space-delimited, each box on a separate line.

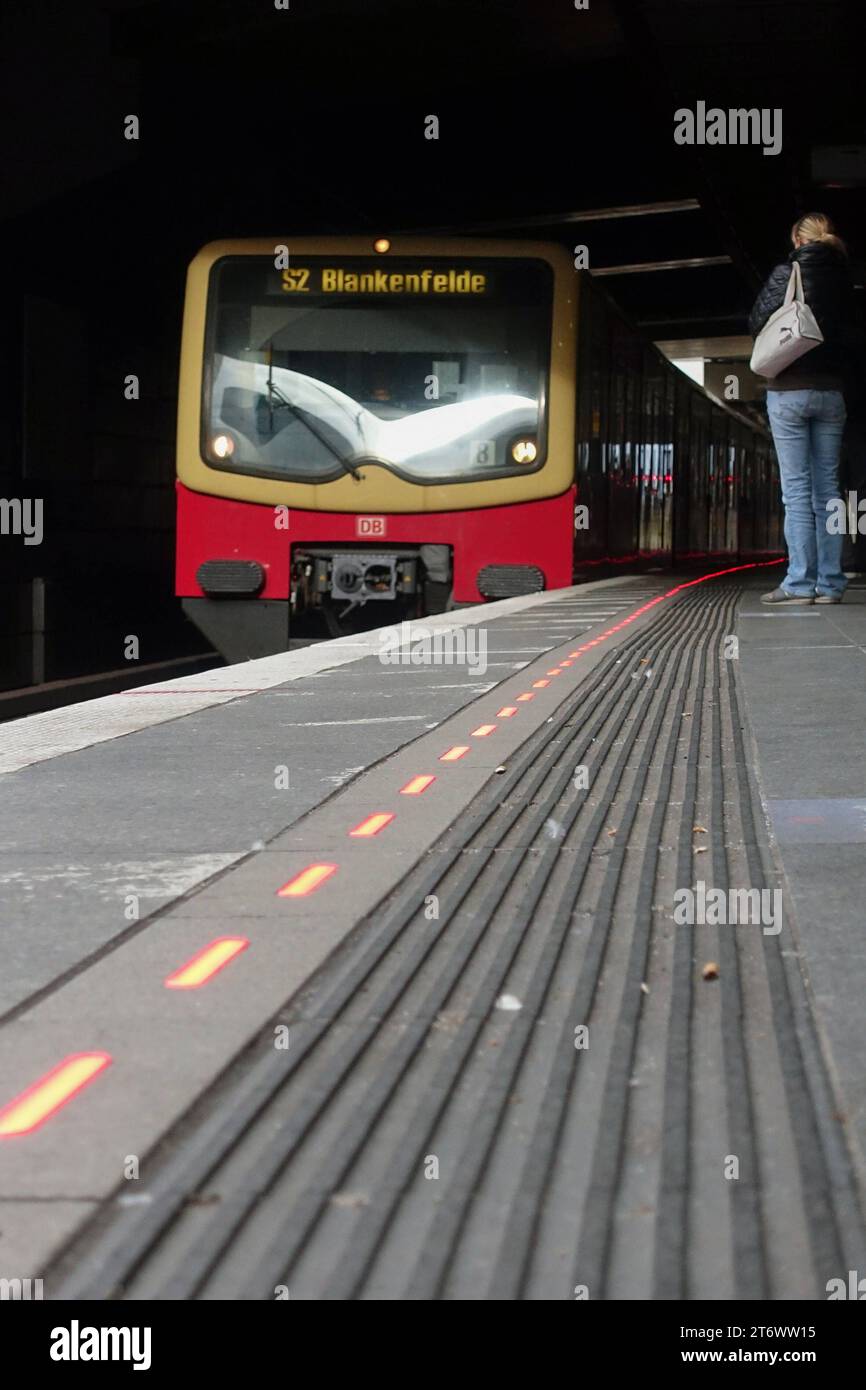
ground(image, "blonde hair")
xmin=791 ymin=212 xmax=848 ymax=256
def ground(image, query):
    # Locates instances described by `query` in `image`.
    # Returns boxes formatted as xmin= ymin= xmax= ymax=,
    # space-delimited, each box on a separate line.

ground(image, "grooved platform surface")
xmin=12 ymin=574 xmax=862 ymax=1301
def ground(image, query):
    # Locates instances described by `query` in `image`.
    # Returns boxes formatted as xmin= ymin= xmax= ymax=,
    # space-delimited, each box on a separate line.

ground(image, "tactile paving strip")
xmin=45 ymin=580 xmax=866 ymax=1300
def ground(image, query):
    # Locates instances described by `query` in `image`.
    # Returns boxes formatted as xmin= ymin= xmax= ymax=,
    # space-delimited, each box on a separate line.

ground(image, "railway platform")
xmin=2 ymin=566 xmax=866 ymax=1301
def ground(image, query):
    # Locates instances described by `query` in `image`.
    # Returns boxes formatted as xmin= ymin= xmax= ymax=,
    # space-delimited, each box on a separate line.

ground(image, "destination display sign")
xmin=280 ymin=265 xmax=489 ymax=296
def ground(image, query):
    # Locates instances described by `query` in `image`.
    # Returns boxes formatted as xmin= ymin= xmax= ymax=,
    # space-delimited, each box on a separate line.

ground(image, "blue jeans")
xmin=766 ymin=389 xmax=847 ymax=597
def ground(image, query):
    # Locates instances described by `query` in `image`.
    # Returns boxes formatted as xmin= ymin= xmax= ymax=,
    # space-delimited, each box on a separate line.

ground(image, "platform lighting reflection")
xmin=214 ymin=356 xmax=537 ymax=473
xmin=0 ymin=1053 xmax=112 ymax=1137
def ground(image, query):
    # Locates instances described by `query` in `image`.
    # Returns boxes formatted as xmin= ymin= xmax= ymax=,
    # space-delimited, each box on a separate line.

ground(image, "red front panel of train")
xmin=175 ymin=482 xmax=575 ymax=603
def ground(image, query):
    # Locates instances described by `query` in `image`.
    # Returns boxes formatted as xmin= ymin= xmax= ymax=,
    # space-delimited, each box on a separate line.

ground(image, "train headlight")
xmin=511 ymin=439 xmax=537 ymax=465
xmin=212 ymin=433 xmax=235 ymax=460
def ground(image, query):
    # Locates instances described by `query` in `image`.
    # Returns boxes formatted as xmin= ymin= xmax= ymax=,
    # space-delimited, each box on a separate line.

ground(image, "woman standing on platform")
xmin=749 ymin=213 xmax=858 ymax=605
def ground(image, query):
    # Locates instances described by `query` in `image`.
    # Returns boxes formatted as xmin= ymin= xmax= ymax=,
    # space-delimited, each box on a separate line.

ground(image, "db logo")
xmin=356 ymin=516 xmax=386 ymax=538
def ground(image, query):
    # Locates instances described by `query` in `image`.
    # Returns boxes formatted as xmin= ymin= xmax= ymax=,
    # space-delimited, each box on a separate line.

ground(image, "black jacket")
xmin=748 ymin=242 xmax=859 ymax=382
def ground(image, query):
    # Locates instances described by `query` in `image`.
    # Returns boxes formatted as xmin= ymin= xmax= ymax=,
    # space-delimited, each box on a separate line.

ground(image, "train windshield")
xmin=203 ymin=256 xmax=552 ymax=484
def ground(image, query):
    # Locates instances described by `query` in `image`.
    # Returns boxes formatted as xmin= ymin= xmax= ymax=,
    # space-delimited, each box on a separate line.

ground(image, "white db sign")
xmin=356 ymin=516 xmax=387 ymax=538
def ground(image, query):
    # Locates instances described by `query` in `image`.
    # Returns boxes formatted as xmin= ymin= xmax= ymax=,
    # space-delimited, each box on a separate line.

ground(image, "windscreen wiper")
xmin=266 ymin=352 xmax=364 ymax=481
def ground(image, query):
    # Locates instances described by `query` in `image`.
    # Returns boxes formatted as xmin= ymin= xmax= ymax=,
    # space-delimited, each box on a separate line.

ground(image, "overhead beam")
xmin=608 ymin=0 xmax=763 ymax=289
xmin=639 ymin=314 xmax=746 ymax=326
xmin=406 ymin=199 xmax=701 ymax=236
xmin=654 ymin=335 xmax=754 ymax=360
xmin=544 ymin=199 xmax=701 ymax=223
xmin=591 ymin=255 xmax=732 ymax=276
xmin=638 ymin=315 xmax=748 ymax=338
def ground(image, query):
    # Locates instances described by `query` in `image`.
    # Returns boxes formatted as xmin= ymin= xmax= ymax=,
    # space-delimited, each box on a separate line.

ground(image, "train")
xmin=175 ymin=236 xmax=781 ymax=659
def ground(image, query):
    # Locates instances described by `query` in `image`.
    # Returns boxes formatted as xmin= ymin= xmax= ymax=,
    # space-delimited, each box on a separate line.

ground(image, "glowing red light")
xmin=349 ymin=812 xmax=395 ymax=837
xmin=277 ymin=863 xmax=337 ymax=897
xmin=400 ymin=775 xmax=436 ymax=795
xmin=0 ymin=1053 xmax=112 ymax=1137
xmin=165 ymin=936 xmax=249 ymax=990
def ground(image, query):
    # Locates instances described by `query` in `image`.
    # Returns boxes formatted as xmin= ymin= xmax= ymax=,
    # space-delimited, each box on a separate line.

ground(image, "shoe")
xmin=761 ymin=588 xmax=814 ymax=605
xmin=814 ymin=593 xmax=842 ymax=604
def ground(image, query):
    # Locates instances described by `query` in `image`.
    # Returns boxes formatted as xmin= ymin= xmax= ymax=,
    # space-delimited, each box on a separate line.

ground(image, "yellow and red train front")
xmin=175 ymin=237 xmax=578 ymax=656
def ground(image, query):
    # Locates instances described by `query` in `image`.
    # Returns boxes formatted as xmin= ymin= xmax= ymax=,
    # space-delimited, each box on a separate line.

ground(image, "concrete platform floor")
xmin=1 ymin=569 xmax=864 ymax=1299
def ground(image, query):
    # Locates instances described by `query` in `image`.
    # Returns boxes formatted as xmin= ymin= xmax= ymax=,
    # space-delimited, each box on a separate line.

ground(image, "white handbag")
xmin=750 ymin=260 xmax=824 ymax=378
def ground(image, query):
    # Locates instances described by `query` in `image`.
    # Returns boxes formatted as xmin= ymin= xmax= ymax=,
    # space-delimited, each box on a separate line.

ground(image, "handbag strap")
xmin=783 ymin=260 xmax=804 ymax=306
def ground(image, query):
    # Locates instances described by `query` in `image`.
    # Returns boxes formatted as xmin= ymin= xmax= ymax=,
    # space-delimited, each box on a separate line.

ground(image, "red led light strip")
xmin=557 ymin=562 xmax=781 ymax=660
xmin=165 ymin=937 xmax=249 ymax=990
xmin=4 ymin=568 xmax=781 ymax=1144
xmin=349 ymin=812 xmax=395 ymax=837
xmin=0 ymin=1053 xmax=112 ymax=1138
xmin=400 ymin=775 xmax=436 ymax=795
xmin=277 ymin=863 xmax=338 ymax=897
xmin=278 ymin=564 xmax=781 ymax=911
